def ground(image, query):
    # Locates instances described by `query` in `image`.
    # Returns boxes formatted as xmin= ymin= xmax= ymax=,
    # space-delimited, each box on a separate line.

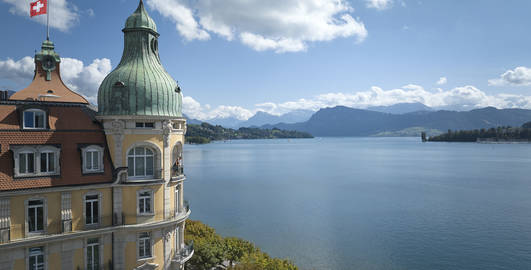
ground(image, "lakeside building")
xmin=0 ymin=1 xmax=193 ymax=269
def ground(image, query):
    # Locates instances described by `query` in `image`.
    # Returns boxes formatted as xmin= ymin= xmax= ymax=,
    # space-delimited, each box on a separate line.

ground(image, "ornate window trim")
xmin=11 ymin=145 xmax=61 ymax=178
xmin=83 ymin=191 xmax=102 ymax=229
xmin=125 ymin=142 xmax=161 ymax=180
xmin=25 ymin=197 xmax=47 ymax=237
xmin=137 ymin=231 xmax=153 ymax=260
xmin=81 ymin=145 xmax=104 ymax=174
xmin=26 ymin=245 xmax=47 ymax=270
xmin=84 ymin=237 xmax=103 ymax=270
xmin=137 ymin=189 xmax=154 ymax=216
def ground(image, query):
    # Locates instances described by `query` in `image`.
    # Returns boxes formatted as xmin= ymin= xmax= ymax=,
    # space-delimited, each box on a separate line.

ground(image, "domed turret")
xmin=97 ymin=0 xmax=182 ymax=117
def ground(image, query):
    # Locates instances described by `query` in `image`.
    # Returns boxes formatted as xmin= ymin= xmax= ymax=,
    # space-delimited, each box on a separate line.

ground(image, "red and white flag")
xmin=30 ymin=0 xmax=47 ymax=17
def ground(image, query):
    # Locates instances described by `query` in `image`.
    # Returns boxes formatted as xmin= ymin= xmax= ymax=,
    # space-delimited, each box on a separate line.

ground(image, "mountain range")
xmin=263 ymin=106 xmax=531 ymax=137
xmin=186 ymin=109 xmax=314 ymax=128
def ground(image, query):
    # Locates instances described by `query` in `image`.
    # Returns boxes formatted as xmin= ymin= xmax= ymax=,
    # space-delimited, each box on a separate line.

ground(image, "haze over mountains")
xmin=185 ymin=103 xmax=531 ymax=137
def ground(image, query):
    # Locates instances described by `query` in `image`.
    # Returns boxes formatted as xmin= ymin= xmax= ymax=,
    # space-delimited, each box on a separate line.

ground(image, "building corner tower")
xmin=96 ymin=0 xmax=192 ymax=269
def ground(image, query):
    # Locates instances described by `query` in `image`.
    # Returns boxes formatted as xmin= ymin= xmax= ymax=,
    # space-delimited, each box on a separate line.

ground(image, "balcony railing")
xmin=2 ymin=209 xmax=191 ymax=245
xmin=171 ymin=164 xmax=184 ymax=179
xmin=173 ymin=240 xmax=194 ymax=264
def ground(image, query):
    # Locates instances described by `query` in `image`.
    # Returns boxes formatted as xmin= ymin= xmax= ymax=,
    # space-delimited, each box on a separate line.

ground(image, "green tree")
xmin=224 ymin=237 xmax=257 ymax=266
xmin=185 ymin=220 xmax=225 ymax=270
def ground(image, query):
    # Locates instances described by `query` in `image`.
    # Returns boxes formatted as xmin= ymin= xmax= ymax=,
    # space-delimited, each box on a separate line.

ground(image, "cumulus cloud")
xmin=61 ymin=58 xmax=112 ymax=104
xmin=2 ymin=0 xmax=79 ymax=32
xmin=146 ymin=0 xmax=367 ymax=53
xmin=366 ymin=0 xmax=394 ymax=10
xmin=488 ymin=66 xmax=531 ymax=86
xmin=0 ymin=57 xmax=35 ymax=85
xmin=0 ymin=56 xmax=111 ymax=104
xmin=436 ymin=77 xmax=447 ymax=85
xmin=183 ymin=96 xmax=253 ymax=120
xmin=184 ymin=84 xmax=531 ymax=121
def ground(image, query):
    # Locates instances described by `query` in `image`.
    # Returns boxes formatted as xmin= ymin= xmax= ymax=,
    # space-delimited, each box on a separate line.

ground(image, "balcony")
xmin=172 ymin=240 xmax=194 ymax=265
xmin=171 ymin=164 xmax=185 ymax=181
xmin=1 ymin=209 xmax=191 ymax=248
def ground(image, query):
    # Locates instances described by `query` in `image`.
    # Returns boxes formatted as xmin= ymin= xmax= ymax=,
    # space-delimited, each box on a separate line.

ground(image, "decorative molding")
xmin=134 ymin=262 xmax=159 ymax=270
xmin=162 ymin=120 xmax=172 ymax=147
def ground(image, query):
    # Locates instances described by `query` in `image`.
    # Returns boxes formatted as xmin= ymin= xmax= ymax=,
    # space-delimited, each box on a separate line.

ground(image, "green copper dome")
xmin=97 ymin=0 xmax=182 ymax=117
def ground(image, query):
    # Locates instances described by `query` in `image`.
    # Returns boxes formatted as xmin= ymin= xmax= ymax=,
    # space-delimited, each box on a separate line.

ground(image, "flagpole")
xmin=46 ymin=0 xmax=49 ymax=40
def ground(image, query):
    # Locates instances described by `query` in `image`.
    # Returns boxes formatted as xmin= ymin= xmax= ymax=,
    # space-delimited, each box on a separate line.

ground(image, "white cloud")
xmin=488 ymin=66 xmax=531 ymax=86
xmin=183 ymin=96 xmax=253 ymax=120
xmin=0 ymin=56 xmax=111 ymax=104
xmin=184 ymin=84 xmax=531 ymax=121
xmin=366 ymin=0 xmax=394 ymax=10
xmin=0 ymin=57 xmax=35 ymax=84
xmin=2 ymin=0 xmax=79 ymax=32
xmin=145 ymin=0 xmax=210 ymax=41
xmin=146 ymin=0 xmax=367 ymax=53
xmin=61 ymin=58 xmax=112 ymax=104
xmin=436 ymin=77 xmax=447 ymax=85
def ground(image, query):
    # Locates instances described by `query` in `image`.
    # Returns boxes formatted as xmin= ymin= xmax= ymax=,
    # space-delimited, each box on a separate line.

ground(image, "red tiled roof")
xmin=0 ymin=103 xmax=113 ymax=191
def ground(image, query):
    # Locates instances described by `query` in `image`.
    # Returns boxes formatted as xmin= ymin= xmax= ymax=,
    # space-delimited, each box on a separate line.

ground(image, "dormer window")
xmin=19 ymin=151 xmax=35 ymax=174
xmin=11 ymin=145 xmax=60 ymax=178
xmin=23 ymin=109 xmax=46 ymax=129
xmin=81 ymin=145 xmax=104 ymax=174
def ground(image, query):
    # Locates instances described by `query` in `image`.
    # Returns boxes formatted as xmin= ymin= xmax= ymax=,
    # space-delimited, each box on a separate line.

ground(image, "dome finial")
xmin=138 ymin=0 xmax=144 ymax=9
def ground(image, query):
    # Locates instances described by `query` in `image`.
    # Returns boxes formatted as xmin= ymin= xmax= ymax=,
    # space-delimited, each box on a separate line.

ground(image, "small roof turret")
xmin=124 ymin=0 xmax=157 ymax=34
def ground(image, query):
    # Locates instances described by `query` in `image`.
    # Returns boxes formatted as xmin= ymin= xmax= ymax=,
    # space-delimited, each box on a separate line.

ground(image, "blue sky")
xmin=2 ymin=0 xmax=531 ymax=120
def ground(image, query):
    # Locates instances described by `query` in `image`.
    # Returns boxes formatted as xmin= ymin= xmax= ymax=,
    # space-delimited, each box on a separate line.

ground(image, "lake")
xmin=184 ymin=137 xmax=531 ymax=270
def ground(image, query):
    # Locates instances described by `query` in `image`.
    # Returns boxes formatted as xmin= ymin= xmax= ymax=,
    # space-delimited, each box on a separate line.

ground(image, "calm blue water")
xmin=184 ymin=137 xmax=531 ymax=270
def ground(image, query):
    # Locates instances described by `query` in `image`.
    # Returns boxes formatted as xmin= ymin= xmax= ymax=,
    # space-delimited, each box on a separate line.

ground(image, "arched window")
xmin=127 ymin=147 xmax=154 ymax=178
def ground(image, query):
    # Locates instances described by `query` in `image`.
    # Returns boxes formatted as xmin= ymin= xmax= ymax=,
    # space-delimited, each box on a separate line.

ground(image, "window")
xmin=85 ymin=194 xmax=99 ymax=225
xmin=28 ymin=200 xmax=44 ymax=233
xmin=12 ymin=145 xmax=60 ymax=178
xmin=85 ymin=150 xmax=100 ymax=171
xmin=136 ymin=122 xmax=154 ymax=128
xmin=138 ymin=232 xmax=152 ymax=259
xmin=28 ymin=247 xmax=44 ymax=270
xmin=86 ymin=238 xmax=100 ymax=270
xmin=81 ymin=146 xmax=104 ymax=174
xmin=19 ymin=152 xmax=35 ymax=174
xmin=127 ymin=147 xmax=154 ymax=178
xmin=138 ymin=190 xmax=153 ymax=215
xmin=40 ymin=151 xmax=55 ymax=173
xmin=175 ymin=187 xmax=180 ymax=214
xmin=23 ymin=109 xmax=45 ymax=129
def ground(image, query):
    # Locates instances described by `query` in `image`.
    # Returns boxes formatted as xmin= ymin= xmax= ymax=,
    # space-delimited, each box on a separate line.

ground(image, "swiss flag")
xmin=30 ymin=0 xmax=47 ymax=17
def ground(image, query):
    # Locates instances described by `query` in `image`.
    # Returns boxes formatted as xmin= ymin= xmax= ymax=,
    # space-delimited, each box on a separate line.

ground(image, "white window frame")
xmin=18 ymin=151 xmax=35 ymax=175
xmin=27 ymin=246 xmax=46 ymax=270
xmin=81 ymin=145 xmax=104 ymax=174
xmin=127 ymin=147 xmax=155 ymax=178
xmin=175 ymin=186 xmax=181 ymax=215
xmin=39 ymin=151 xmax=55 ymax=174
xmin=83 ymin=192 xmax=102 ymax=228
xmin=25 ymin=197 xmax=47 ymax=236
xmin=85 ymin=238 xmax=101 ymax=270
xmin=138 ymin=232 xmax=152 ymax=260
xmin=23 ymin=109 xmax=46 ymax=130
xmin=137 ymin=189 xmax=154 ymax=216
xmin=12 ymin=145 xmax=60 ymax=178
